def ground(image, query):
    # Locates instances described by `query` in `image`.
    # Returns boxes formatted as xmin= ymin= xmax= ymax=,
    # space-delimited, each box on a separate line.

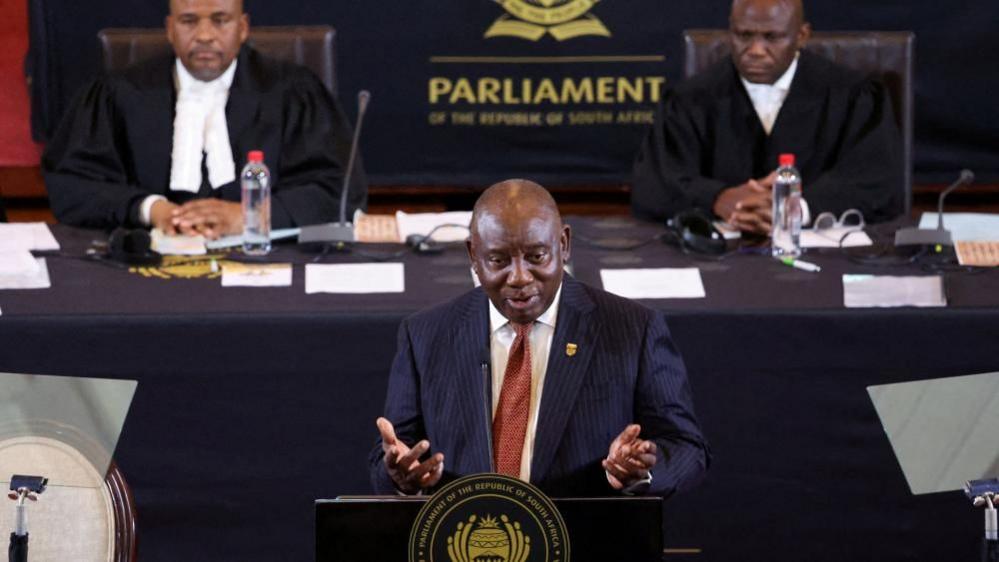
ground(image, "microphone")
xmin=894 ymin=169 xmax=975 ymax=247
xmin=481 ymin=349 xmax=495 ymax=472
xmin=298 ymin=90 xmax=371 ymax=245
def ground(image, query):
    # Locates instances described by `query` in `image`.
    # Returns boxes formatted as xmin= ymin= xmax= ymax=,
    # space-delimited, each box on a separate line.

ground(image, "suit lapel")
xmin=448 ymin=290 xmax=494 ymax=474
xmin=530 ymin=277 xmax=599 ymax=483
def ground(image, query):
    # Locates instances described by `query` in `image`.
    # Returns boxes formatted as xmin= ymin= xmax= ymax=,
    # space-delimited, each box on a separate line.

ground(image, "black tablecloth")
xmin=1 ymin=218 xmax=997 ymax=561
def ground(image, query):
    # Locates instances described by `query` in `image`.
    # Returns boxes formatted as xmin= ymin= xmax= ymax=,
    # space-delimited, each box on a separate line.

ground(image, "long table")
xmin=1 ymin=218 xmax=997 ymax=561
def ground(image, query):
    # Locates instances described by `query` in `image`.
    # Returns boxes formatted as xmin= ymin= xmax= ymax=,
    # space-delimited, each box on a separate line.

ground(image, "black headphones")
xmin=107 ymin=228 xmax=162 ymax=266
xmin=664 ymin=209 xmax=728 ymax=255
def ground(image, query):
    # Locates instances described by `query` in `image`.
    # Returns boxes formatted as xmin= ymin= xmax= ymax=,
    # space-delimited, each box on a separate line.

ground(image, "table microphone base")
xmin=894 ymin=227 xmax=953 ymax=247
xmin=298 ymin=223 xmax=355 ymax=244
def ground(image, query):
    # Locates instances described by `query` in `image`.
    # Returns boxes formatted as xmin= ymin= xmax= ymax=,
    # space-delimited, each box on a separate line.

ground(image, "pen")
xmin=780 ymin=257 xmax=821 ymax=273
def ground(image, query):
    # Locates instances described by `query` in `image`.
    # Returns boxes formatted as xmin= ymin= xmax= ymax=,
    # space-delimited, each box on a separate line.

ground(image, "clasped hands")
xmin=712 ymin=171 xmax=777 ymax=235
xmin=376 ymin=417 xmax=657 ymax=494
xmin=150 ymin=199 xmax=243 ymax=240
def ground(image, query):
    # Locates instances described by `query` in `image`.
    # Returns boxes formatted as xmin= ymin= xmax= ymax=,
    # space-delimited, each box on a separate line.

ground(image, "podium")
xmin=316 ymin=496 xmax=663 ymax=561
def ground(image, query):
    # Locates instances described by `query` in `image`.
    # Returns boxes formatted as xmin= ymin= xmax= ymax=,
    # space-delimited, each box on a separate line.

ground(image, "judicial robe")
xmin=631 ymin=50 xmax=903 ymax=223
xmin=42 ymin=46 xmax=367 ymax=229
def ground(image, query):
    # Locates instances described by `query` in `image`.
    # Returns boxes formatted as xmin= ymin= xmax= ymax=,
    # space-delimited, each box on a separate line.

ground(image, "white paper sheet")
xmin=395 ymin=211 xmax=471 ymax=243
xmin=0 ymin=258 xmax=51 ymax=290
xmin=918 ymin=213 xmax=999 ymax=242
xmin=305 ymin=263 xmax=405 ymax=294
xmin=221 ymin=263 xmax=293 ymax=287
xmin=0 ymin=250 xmax=41 ymax=276
xmin=600 ymin=268 xmax=706 ymax=299
xmin=800 ymin=227 xmax=873 ymax=248
xmin=843 ymin=274 xmax=946 ymax=308
xmin=0 ymin=223 xmax=60 ymax=252
xmin=150 ymin=229 xmax=207 ymax=255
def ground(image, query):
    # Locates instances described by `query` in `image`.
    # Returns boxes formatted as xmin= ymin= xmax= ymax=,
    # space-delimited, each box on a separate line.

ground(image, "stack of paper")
xmin=800 ymin=227 xmax=872 ymax=248
xmin=151 ymin=229 xmax=207 ymax=255
xmin=0 ymin=224 xmax=56 ymax=290
xmin=221 ymin=263 xmax=293 ymax=287
xmin=0 ymin=223 xmax=60 ymax=252
xmin=843 ymin=275 xmax=945 ymax=308
xmin=600 ymin=268 xmax=706 ymax=299
xmin=305 ymin=263 xmax=405 ymax=294
xmin=0 ymin=257 xmax=51 ymax=290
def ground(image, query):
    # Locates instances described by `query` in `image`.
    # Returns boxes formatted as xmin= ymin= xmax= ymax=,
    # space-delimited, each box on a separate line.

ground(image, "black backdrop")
xmin=28 ymin=0 xmax=999 ymax=186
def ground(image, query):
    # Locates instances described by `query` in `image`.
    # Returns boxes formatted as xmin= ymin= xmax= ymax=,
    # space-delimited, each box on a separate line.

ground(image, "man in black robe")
xmin=631 ymin=0 xmax=902 ymax=234
xmin=43 ymin=0 xmax=365 ymax=238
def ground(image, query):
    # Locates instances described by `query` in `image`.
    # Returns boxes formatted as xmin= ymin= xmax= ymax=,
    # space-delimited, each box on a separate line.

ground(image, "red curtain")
xmin=0 ymin=0 xmax=43 ymax=166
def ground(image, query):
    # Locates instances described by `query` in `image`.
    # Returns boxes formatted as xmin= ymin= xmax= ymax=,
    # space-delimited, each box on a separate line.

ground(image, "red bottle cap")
xmin=247 ymin=150 xmax=265 ymax=163
xmin=779 ymin=153 xmax=795 ymax=167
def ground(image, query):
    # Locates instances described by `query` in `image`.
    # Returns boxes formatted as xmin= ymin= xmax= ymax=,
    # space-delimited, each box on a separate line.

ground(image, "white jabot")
xmin=488 ymin=283 xmax=561 ymax=481
xmin=169 ymin=59 xmax=238 ymax=193
xmin=740 ymin=53 xmax=799 ymax=135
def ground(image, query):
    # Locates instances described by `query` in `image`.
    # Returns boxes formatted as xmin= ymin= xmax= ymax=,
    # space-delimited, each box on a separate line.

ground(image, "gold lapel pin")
xmin=565 ymin=343 xmax=578 ymax=357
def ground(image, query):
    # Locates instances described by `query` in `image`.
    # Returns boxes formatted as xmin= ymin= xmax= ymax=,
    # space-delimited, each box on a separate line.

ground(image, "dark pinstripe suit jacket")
xmin=369 ymin=276 xmax=709 ymax=497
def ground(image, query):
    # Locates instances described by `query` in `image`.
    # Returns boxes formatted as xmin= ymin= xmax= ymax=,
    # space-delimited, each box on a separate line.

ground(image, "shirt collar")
xmin=174 ymin=58 xmax=238 ymax=95
xmin=740 ymin=51 xmax=799 ymax=93
xmin=488 ymin=282 xmax=563 ymax=334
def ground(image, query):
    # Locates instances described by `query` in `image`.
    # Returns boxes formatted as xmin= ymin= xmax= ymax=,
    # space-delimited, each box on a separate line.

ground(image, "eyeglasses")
xmin=810 ymin=209 xmax=867 ymax=248
xmin=814 ymin=209 xmax=865 ymax=231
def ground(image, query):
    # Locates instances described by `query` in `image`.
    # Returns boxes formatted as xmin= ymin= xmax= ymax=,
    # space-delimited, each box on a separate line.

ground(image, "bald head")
xmin=731 ymin=0 xmax=804 ymax=24
xmin=471 ymin=179 xmax=562 ymax=236
xmin=468 ymin=180 xmax=570 ymax=324
xmin=729 ymin=0 xmax=810 ymax=84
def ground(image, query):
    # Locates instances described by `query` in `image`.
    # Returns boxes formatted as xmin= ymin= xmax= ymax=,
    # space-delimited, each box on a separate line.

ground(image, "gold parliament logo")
xmin=485 ymin=0 xmax=611 ymax=41
xmin=130 ymin=254 xmax=233 ymax=279
xmin=409 ymin=474 xmax=570 ymax=562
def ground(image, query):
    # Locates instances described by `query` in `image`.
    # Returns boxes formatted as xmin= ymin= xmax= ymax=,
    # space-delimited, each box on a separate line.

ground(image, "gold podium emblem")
xmin=447 ymin=514 xmax=531 ymax=562
xmin=409 ymin=474 xmax=569 ymax=561
xmin=485 ymin=0 xmax=611 ymax=41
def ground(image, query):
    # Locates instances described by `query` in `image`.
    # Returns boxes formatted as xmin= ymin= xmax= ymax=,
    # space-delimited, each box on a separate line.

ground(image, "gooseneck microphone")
xmin=894 ymin=169 xmax=975 ymax=247
xmin=298 ymin=90 xmax=371 ymax=245
xmin=936 ymin=169 xmax=975 ymax=230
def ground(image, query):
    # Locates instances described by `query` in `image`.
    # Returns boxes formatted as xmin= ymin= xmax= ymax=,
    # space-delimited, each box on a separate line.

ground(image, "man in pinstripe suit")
xmin=371 ymin=179 xmax=709 ymax=497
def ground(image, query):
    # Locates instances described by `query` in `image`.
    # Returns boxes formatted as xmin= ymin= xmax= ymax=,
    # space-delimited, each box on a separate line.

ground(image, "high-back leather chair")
xmin=97 ymin=26 xmax=338 ymax=94
xmin=0 ymin=437 xmax=136 ymax=561
xmin=682 ymin=30 xmax=915 ymax=216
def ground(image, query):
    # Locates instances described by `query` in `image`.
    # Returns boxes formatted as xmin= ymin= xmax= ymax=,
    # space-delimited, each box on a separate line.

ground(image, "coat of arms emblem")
xmin=485 ymin=0 xmax=611 ymax=41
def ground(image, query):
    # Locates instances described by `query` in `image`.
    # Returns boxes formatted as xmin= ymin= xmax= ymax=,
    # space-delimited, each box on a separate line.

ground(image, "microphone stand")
xmin=7 ymin=476 xmax=47 ymax=562
xmin=298 ymin=90 xmax=371 ymax=247
xmin=894 ymin=169 xmax=975 ymax=247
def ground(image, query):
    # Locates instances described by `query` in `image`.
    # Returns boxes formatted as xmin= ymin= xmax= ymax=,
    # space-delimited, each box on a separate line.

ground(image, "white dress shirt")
xmin=740 ymin=53 xmax=798 ymax=135
xmin=139 ymin=59 xmax=239 ymax=225
xmin=488 ymin=283 xmax=562 ymax=481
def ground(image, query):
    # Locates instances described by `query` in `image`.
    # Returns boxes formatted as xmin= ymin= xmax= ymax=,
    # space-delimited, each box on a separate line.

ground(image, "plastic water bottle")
xmin=241 ymin=150 xmax=271 ymax=255
xmin=771 ymin=153 xmax=802 ymax=258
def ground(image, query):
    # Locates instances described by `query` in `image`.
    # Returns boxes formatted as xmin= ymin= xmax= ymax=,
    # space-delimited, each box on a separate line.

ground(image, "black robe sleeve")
xmin=630 ymin=89 xmax=728 ymax=222
xmin=270 ymin=71 xmax=367 ymax=229
xmin=798 ymin=80 xmax=903 ymax=222
xmin=42 ymin=78 xmax=150 ymax=229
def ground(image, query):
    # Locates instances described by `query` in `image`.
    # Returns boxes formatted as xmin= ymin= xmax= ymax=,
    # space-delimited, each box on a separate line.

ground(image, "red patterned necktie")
xmin=492 ymin=322 xmax=534 ymax=478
